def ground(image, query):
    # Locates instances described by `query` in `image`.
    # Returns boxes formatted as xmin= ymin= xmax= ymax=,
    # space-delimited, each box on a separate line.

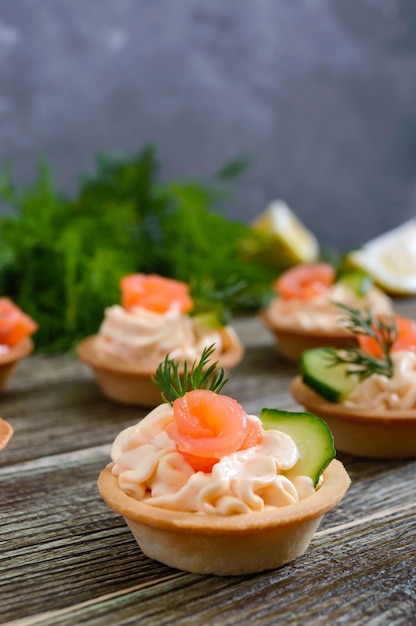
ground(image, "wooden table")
xmin=1 ymin=302 xmax=415 ymax=625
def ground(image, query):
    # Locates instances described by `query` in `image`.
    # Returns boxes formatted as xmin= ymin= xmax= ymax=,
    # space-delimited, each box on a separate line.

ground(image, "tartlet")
xmin=291 ymin=377 xmax=416 ymax=459
xmin=98 ymin=349 xmax=350 ymax=575
xmin=0 ymin=338 xmax=34 ymax=393
xmin=260 ymin=319 xmax=353 ymax=363
xmin=98 ymin=458 xmax=349 ymax=576
xmin=78 ymin=328 xmax=243 ymax=407
xmin=77 ymin=274 xmax=244 ymax=406
xmin=291 ymin=308 xmax=416 ymax=458
xmin=0 ymin=298 xmax=37 ymax=392
xmin=261 ymin=263 xmax=393 ymax=363
xmin=0 ymin=417 xmax=13 ymax=450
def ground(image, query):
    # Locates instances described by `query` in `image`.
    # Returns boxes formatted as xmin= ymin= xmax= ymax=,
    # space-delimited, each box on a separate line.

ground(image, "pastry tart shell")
xmin=260 ymin=311 xmax=355 ymax=363
xmin=78 ymin=332 xmax=244 ymax=407
xmin=98 ymin=459 xmax=350 ymax=575
xmin=291 ymin=376 xmax=416 ymax=458
xmin=0 ymin=417 xmax=13 ymax=450
xmin=0 ymin=338 xmax=34 ymax=393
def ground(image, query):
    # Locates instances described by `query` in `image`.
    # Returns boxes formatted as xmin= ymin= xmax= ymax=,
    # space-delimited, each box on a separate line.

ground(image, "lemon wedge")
xmin=249 ymin=200 xmax=320 ymax=270
xmin=346 ymin=220 xmax=416 ymax=296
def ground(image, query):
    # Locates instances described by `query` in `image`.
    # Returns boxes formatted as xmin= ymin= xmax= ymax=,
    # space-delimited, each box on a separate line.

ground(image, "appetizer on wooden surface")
xmin=0 ymin=298 xmax=37 ymax=393
xmin=98 ymin=347 xmax=350 ymax=575
xmin=261 ymin=263 xmax=393 ymax=362
xmin=78 ymin=274 xmax=243 ymax=406
xmin=291 ymin=304 xmax=416 ymax=458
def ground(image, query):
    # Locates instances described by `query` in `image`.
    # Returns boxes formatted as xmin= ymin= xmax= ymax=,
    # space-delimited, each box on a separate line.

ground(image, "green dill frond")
xmin=322 ymin=346 xmax=393 ymax=380
xmin=152 ymin=344 xmax=230 ymax=403
xmin=325 ymin=302 xmax=398 ymax=380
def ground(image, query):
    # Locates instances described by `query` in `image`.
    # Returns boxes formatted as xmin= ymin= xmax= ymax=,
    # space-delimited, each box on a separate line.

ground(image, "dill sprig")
xmin=152 ymin=344 xmax=230 ymax=403
xmin=323 ymin=302 xmax=398 ymax=380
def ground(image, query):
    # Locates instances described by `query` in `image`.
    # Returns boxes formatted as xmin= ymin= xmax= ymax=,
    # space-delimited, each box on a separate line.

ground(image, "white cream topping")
xmin=344 ymin=351 xmax=416 ymax=410
xmin=94 ymin=305 xmax=232 ymax=369
xmin=111 ymin=403 xmax=316 ymax=515
xmin=266 ymin=284 xmax=393 ymax=332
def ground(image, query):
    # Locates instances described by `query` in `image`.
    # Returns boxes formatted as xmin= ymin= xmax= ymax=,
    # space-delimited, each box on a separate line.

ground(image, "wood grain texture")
xmin=1 ymin=309 xmax=415 ymax=625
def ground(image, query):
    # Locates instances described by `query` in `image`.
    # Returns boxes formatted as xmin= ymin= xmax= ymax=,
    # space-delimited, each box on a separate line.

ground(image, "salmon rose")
xmin=120 ymin=274 xmax=194 ymax=314
xmin=167 ymin=390 xmax=263 ymax=472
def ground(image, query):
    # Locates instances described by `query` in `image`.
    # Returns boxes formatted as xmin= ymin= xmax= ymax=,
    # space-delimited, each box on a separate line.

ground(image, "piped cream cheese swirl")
xmin=94 ymin=305 xmax=231 ymax=369
xmin=344 ymin=351 xmax=416 ymax=410
xmin=266 ymin=284 xmax=393 ymax=332
xmin=111 ymin=403 xmax=315 ymax=515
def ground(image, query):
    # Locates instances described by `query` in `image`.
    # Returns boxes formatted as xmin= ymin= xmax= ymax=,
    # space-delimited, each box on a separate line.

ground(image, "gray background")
xmin=0 ymin=0 xmax=415 ymax=249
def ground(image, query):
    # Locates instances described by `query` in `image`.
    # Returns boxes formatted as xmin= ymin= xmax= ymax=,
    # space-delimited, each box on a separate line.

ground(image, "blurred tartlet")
xmin=260 ymin=263 xmax=393 ymax=362
xmin=0 ymin=417 xmax=13 ymax=450
xmin=98 ymin=348 xmax=350 ymax=575
xmin=291 ymin=306 xmax=416 ymax=458
xmin=0 ymin=298 xmax=38 ymax=393
xmin=78 ymin=274 xmax=244 ymax=406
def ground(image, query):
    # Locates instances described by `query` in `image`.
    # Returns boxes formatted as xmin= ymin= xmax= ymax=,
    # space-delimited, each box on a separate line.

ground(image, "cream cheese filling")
xmin=95 ymin=305 xmax=230 ymax=369
xmin=344 ymin=351 xmax=416 ymax=410
xmin=111 ymin=403 xmax=316 ymax=516
xmin=266 ymin=284 xmax=393 ymax=332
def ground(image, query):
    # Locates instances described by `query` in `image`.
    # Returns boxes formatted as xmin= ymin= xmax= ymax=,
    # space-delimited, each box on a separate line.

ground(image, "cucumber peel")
xmin=300 ymin=348 xmax=357 ymax=403
xmin=260 ymin=408 xmax=336 ymax=486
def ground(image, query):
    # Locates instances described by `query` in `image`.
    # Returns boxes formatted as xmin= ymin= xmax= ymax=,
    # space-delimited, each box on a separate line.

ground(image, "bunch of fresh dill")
xmin=0 ymin=146 xmax=275 ymax=352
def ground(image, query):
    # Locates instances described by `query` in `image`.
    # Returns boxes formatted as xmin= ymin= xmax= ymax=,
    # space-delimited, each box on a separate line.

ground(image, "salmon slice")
xmin=359 ymin=316 xmax=416 ymax=357
xmin=0 ymin=298 xmax=38 ymax=347
xmin=120 ymin=274 xmax=194 ymax=314
xmin=167 ymin=390 xmax=263 ymax=472
xmin=274 ymin=263 xmax=335 ymax=300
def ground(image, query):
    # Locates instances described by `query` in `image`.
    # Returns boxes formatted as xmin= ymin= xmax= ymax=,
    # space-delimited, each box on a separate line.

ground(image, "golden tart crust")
xmin=291 ymin=376 xmax=416 ymax=459
xmin=260 ymin=309 xmax=356 ymax=363
xmin=0 ymin=417 xmax=13 ymax=450
xmin=78 ymin=331 xmax=244 ymax=406
xmin=98 ymin=459 xmax=350 ymax=575
xmin=0 ymin=338 xmax=34 ymax=393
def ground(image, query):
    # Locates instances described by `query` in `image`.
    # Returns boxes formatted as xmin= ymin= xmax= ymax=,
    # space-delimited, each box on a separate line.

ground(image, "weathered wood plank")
xmin=3 ymin=509 xmax=414 ymax=626
xmin=1 ymin=447 xmax=415 ymax=623
xmin=1 ymin=306 xmax=415 ymax=625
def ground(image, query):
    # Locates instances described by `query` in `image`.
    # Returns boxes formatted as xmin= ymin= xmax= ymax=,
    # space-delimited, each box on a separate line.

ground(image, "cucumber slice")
xmin=191 ymin=310 xmax=224 ymax=330
xmin=260 ymin=408 xmax=335 ymax=486
xmin=300 ymin=348 xmax=357 ymax=403
xmin=336 ymin=268 xmax=373 ymax=297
